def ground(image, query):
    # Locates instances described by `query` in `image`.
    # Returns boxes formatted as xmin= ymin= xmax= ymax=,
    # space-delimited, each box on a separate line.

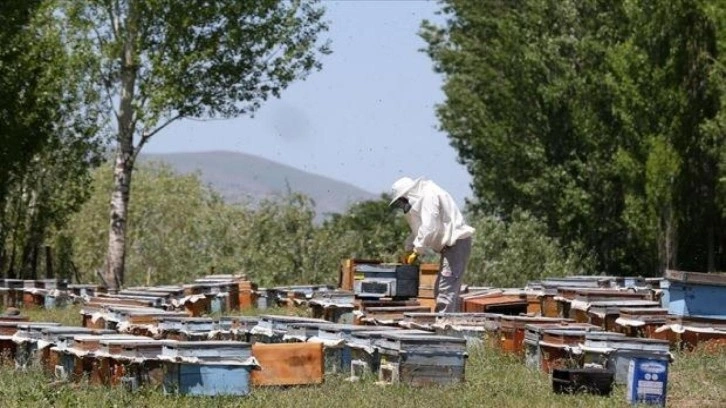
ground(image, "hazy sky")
xmin=145 ymin=0 xmax=473 ymax=203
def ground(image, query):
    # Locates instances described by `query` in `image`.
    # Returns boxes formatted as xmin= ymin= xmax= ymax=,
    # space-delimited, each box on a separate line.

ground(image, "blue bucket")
xmin=626 ymin=358 xmax=669 ymax=406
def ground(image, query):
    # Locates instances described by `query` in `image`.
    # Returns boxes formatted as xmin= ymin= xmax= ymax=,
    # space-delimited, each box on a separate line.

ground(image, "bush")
xmin=465 ymin=210 xmax=595 ymax=287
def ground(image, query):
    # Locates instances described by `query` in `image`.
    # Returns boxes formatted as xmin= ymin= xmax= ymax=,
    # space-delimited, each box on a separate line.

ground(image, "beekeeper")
xmin=389 ymin=176 xmax=475 ymax=313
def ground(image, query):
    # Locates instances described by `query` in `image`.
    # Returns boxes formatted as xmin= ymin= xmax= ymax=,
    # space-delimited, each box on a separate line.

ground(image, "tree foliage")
xmin=51 ymin=0 xmax=331 ymax=289
xmin=0 ymin=1 xmax=103 ymax=279
xmin=63 ymin=163 xmax=356 ymax=287
xmin=422 ymin=0 xmax=726 ymax=275
xmin=466 ymin=211 xmax=594 ymax=288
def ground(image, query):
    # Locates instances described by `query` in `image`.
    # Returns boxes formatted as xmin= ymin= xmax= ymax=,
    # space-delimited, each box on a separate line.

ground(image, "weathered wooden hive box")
xmin=359 ymin=306 xmax=431 ymax=325
xmin=581 ymin=332 xmax=670 ymax=384
xmin=215 ymin=316 xmax=258 ymax=342
xmin=499 ymin=316 xmax=574 ymax=355
xmin=68 ymin=284 xmax=105 ymax=298
xmin=655 ymin=314 xmax=726 ymax=350
xmin=249 ymin=315 xmax=327 ymax=344
xmin=399 ymin=312 xmax=441 ymax=330
xmin=583 ymin=300 xmax=661 ymax=330
xmin=215 ymin=316 xmax=240 ymax=331
xmin=461 ymin=289 xmax=529 ymax=315
xmin=526 ymin=291 xmax=544 ymax=315
xmin=662 ymin=270 xmax=726 ymax=318
xmin=12 ymin=322 xmax=62 ymax=368
xmin=101 ymin=307 xmax=185 ymax=335
xmin=157 ymin=317 xmax=215 ymax=341
xmin=567 ymin=288 xmax=652 ymax=319
xmin=92 ymin=294 xmax=162 ymax=308
xmin=283 ymin=322 xmax=329 ymax=343
xmin=237 ymin=280 xmax=258 ymax=310
xmin=538 ymin=328 xmax=613 ymax=373
xmin=177 ymin=286 xmax=213 ymax=316
xmin=254 ymin=288 xmax=271 ymax=310
xmin=187 ymin=281 xmax=235 ymax=314
xmin=309 ymin=290 xmax=356 ymax=324
xmin=251 ymin=342 xmax=324 ymax=386
xmin=38 ymin=327 xmax=115 ymax=374
xmin=162 ymin=341 xmax=256 ymax=396
xmin=117 ymin=289 xmax=177 ymax=309
xmin=0 ymin=279 xmax=25 ymax=308
xmin=22 ymin=289 xmax=46 ymax=309
xmin=347 ymin=329 xmax=417 ymax=378
xmin=375 ymin=332 xmax=468 ymax=386
xmin=539 ymin=276 xmax=613 ymax=317
xmin=80 ymin=306 xmax=108 ymax=329
xmin=20 ymin=279 xmax=70 ymax=309
xmin=417 ymin=263 xmax=439 ymax=310
xmin=523 ymin=323 xmax=602 ymax=372
xmin=431 ymin=313 xmax=502 ymax=347
xmin=98 ymin=339 xmax=171 ymax=387
xmin=0 ymin=321 xmax=31 ymax=364
xmin=194 ymin=276 xmax=241 ymax=311
xmin=312 ymin=324 xmax=401 ymax=375
xmin=0 ymin=315 xmax=29 ymax=323
xmin=62 ymin=334 xmax=144 ymax=383
xmin=272 ymin=288 xmax=309 ymax=309
xmin=614 ymin=308 xmax=669 ymax=338
xmin=114 ymin=308 xmax=187 ymax=327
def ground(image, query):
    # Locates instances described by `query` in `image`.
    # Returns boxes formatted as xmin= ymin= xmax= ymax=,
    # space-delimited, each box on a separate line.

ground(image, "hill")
xmin=139 ymin=151 xmax=378 ymax=217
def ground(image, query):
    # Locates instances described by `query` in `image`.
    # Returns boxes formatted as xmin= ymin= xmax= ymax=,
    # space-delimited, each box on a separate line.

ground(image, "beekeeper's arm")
xmin=412 ymin=194 xmax=439 ymax=254
xmin=403 ymin=212 xmax=416 ymax=251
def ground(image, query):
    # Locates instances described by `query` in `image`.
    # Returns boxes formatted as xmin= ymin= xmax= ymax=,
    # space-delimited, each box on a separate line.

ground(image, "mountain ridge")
xmin=139 ymin=150 xmax=379 ymax=217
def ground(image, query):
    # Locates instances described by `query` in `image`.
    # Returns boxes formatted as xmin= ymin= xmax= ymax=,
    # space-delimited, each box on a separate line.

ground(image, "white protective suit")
xmin=390 ymin=177 xmax=475 ymax=312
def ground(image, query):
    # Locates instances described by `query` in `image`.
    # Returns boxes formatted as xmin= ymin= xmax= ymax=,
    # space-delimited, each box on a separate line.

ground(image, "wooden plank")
xmin=419 ymin=263 xmax=439 ymax=288
xmin=251 ymin=342 xmax=324 ymax=386
xmin=416 ymin=298 xmax=436 ymax=312
xmin=665 ymin=270 xmax=726 ymax=286
xmin=418 ymin=286 xmax=435 ymax=299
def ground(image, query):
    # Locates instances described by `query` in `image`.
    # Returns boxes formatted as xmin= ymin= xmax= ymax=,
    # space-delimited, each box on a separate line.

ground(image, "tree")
xmin=322 ymin=194 xmax=411 ymax=261
xmin=0 ymin=1 xmax=103 ymax=277
xmin=421 ymin=0 xmax=725 ymax=275
xmin=54 ymin=0 xmax=331 ymax=290
xmin=465 ymin=211 xmax=594 ymax=287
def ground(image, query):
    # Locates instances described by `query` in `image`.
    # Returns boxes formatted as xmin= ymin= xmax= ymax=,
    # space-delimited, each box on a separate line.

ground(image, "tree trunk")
xmin=29 ymin=243 xmax=38 ymax=280
xmin=103 ymin=148 xmax=133 ymax=291
xmin=707 ymin=223 xmax=715 ymax=272
xmin=102 ymin=2 xmax=139 ymax=292
xmin=45 ymin=245 xmax=53 ymax=279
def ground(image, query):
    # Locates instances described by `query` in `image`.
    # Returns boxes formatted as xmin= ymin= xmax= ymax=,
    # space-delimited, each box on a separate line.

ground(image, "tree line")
xmin=58 ymin=162 xmax=580 ymax=288
xmin=421 ymin=0 xmax=726 ymax=275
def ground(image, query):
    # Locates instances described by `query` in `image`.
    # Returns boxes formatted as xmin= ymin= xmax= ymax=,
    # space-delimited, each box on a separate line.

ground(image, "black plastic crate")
xmin=552 ymin=367 xmax=614 ymax=396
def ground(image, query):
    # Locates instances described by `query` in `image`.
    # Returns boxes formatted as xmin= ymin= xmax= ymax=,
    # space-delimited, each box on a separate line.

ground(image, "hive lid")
xmin=164 ymin=341 xmax=251 ymax=349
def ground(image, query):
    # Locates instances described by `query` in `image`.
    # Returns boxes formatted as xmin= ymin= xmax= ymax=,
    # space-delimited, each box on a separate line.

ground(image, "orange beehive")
xmin=251 ymin=342 xmax=324 ymax=386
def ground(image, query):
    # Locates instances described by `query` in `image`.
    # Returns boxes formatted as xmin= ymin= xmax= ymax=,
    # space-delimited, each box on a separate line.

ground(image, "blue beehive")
xmin=663 ymin=270 xmax=726 ymax=317
xmin=162 ymin=341 xmax=257 ymax=396
xmin=626 ymin=358 xmax=669 ymax=406
xmin=164 ymin=362 xmax=253 ymax=396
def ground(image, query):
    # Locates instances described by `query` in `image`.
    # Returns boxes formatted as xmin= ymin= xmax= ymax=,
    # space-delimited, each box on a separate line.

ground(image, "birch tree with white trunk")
xmin=55 ymin=0 xmax=330 ymax=290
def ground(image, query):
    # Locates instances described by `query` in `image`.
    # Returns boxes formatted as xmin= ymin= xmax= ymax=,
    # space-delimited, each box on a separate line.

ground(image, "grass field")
xmin=0 ymin=306 xmax=722 ymax=408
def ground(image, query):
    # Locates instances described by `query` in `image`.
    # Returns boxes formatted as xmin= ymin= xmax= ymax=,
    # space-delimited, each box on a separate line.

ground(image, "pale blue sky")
xmin=145 ymin=0 xmax=473 ymax=203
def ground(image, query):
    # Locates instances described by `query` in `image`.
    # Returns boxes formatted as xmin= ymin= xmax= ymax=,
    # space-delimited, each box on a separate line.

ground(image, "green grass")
xmin=0 ymin=306 xmax=723 ymax=408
